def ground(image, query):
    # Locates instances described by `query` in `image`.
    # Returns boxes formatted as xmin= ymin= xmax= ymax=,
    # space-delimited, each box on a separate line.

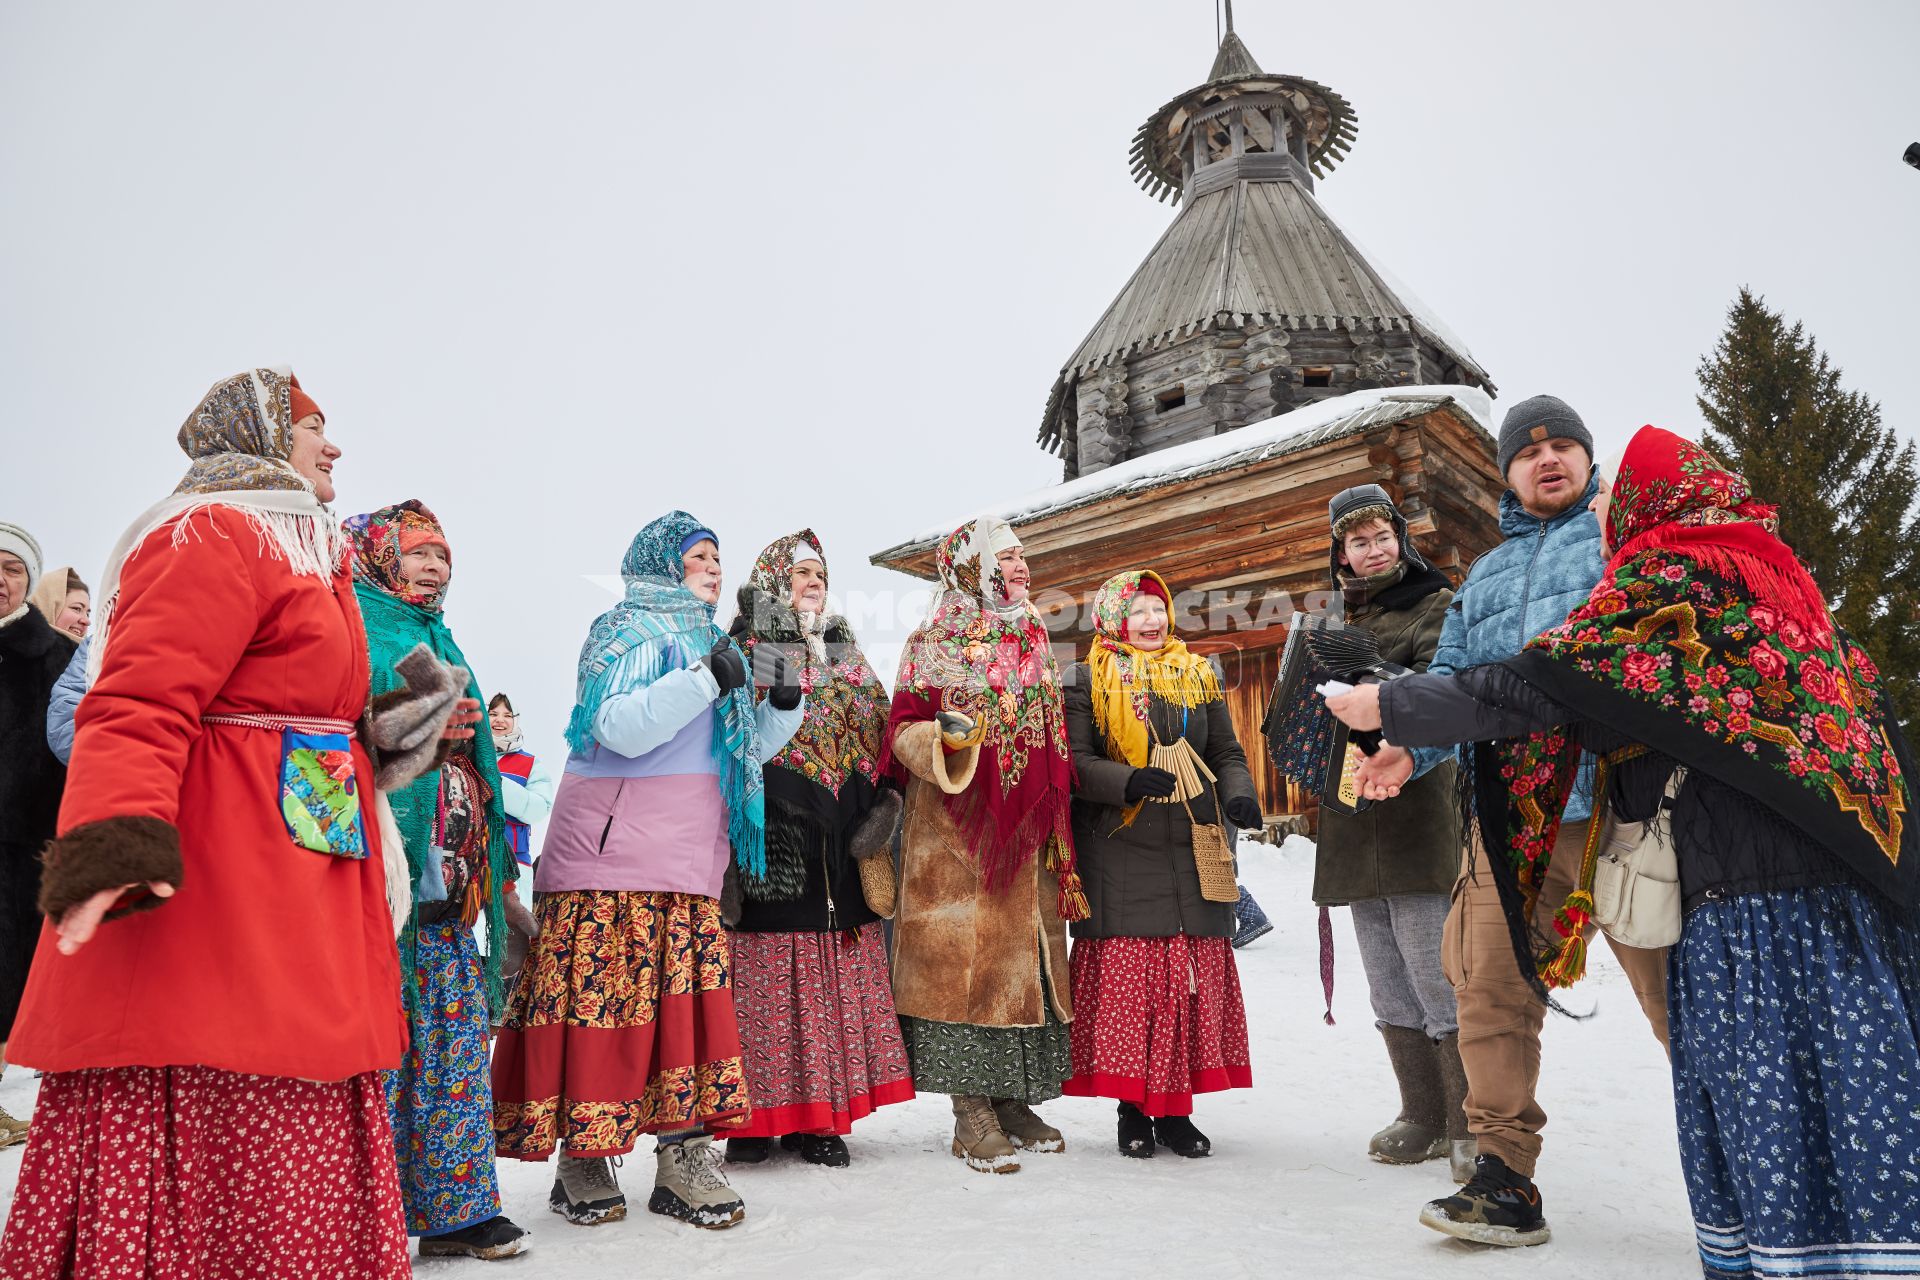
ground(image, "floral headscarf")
xmin=344 ymin=499 xmax=451 ymax=610
xmin=568 ymin=511 xmax=765 ymax=877
xmin=1478 ymin=425 xmax=1915 ymax=990
xmin=735 ymin=529 xmax=886 ymax=799
xmin=174 ymin=367 xmax=314 ymax=496
xmin=882 ymin=519 xmax=1086 ymax=919
xmin=1087 ymin=570 xmax=1223 ymax=826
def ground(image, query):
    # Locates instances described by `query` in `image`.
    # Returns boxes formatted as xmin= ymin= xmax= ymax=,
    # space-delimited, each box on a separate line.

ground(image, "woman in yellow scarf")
xmin=1061 ymin=570 xmax=1263 ymax=1160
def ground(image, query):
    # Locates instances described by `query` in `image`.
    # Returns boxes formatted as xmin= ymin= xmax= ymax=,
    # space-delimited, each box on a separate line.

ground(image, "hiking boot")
xmin=1231 ymin=886 xmax=1274 ymax=948
xmin=781 ymin=1133 xmax=851 ymax=1167
xmin=1433 ymin=1031 xmax=1476 ymax=1183
xmin=1418 ymin=1154 xmax=1551 ymax=1247
xmin=549 ymin=1152 xmax=626 ymax=1226
xmin=418 ymin=1215 xmax=529 ymax=1260
xmin=0 ymin=1105 xmax=29 ymax=1149
xmin=1370 ymin=1024 xmax=1447 ymax=1164
xmin=1116 ymin=1101 xmax=1155 ymax=1159
xmin=1153 ymin=1114 xmax=1212 ymax=1159
xmin=649 ymin=1135 xmax=745 ymax=1229
xmin=951 ymin=1095 xmax=1020 ymax=1173
xmin=991 ymin=1098 xmax=1064 ymax=1153
xmin=725 ymin=1137 xmax=773 ymax=1165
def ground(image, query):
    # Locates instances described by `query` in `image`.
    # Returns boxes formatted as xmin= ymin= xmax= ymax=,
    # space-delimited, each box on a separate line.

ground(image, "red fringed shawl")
xmin=880 ymin=520 xmax=1086 ymax=920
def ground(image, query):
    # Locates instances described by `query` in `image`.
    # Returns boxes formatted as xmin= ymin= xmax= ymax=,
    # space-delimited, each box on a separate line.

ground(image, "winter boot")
xmin=0 ymin=1105 xmax=29 ymax=1149
xmin=1231 ymin=886 xmax=1273 ymax=949
xmin=1370 ymin=1023 xmax=1447 ymax=1164
xmin=950 ymin=1095 xmax=1020 ymax=1173
xmin=549 ymin=1152 xmax=626 ymax=1226
xmin=1116 ymin=1102 xmax=1155 ymax=1158
xmin=418 ymin=1215 xmax=529 ymax=1260
xmin=649 ymin=1134 xmax=746 ymax=1229
xmin=1153 ymin=1114 xmax=1212 ymax=1159
xmin=1418 ymin=1153 xmax=1551 ymax=1247
xmin=781 ymin=1133 xmax=851 ymax=1167
xmin=1433 ymin=1031 xmax=1476 ymax=1183
xmin=991 ymin=1098 xmax=1064 ymax=1153
xmin=725 ymin=1136 xmax=773 ymax=1165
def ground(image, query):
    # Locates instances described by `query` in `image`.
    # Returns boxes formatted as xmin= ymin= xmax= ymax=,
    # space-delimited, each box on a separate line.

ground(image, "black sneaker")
xmin=726 ymin=1137 xmax=774 ymax=1165
xmin=1153 ymin=1114 xmax=1212 ymax=1159
xmin=1116 ymin=1102 xmax=1155 ymax=1159
xmin=1418 ymin=1154 xmax=1551 ymax=1247
xmin=781 ymin=1133 xmax=851 ymax=1167
xmin=418 ymin=1215 xmax=529 ymax=1260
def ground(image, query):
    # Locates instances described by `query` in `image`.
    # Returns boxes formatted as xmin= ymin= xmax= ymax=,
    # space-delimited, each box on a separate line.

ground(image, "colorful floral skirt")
xmin=386 ymin=919 xmax=501 ymax=1236
xmin=493 ymin=890 xmax=750 ymax=1159
xmin=1063 ymin=934 xmax=1252 ymax=1117
xmin=900 ymin=963 xmax=1072 ymax=1104
xmin=0 ymin=1066 xmax=408 ymax=1278
xmin=1672 ymin=884 xmax=1920 ymax=1278
xmin=728 ymin=922 xmax=915 ymax=1138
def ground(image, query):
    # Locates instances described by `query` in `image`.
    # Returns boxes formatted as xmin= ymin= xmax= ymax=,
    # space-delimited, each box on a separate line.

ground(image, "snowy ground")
xmin=0 ymin=837 xmax=1700 ymax=1278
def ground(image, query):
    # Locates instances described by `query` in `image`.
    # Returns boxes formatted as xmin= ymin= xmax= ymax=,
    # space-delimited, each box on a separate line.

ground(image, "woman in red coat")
xmin=0 ymin=368 xmax=452 ymax=1278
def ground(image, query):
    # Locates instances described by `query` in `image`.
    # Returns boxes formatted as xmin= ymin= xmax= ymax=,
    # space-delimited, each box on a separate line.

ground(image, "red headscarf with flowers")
xmin=1479 ymin=425 xmax=1914 ymax=990
xmin=880 ymin=519 xmax=1086 ymax=919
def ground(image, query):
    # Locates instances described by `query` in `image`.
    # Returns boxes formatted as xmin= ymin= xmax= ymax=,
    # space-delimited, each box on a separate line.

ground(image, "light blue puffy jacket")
xmin=45 ymin=637 xmax=88 ymax=764
xmin=1414 ymin=472 xmax=1605 ymax=822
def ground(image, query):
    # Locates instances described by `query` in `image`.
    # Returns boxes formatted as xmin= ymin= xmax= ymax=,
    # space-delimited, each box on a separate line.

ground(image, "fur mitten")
xmin=367 ymin=643 xmax=469 ymax=791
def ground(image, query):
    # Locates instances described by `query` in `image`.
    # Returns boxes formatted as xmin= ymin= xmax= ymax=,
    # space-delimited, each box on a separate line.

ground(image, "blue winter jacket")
xmin=45 ymin=637 xmax=88 ymax=765
xmin=1413 ymin=472 xmax=1605 ymax=822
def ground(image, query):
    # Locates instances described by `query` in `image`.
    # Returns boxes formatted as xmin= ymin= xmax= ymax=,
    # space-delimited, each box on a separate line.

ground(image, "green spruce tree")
xmin=1696 ymin=287 xmax=1920 ymax=723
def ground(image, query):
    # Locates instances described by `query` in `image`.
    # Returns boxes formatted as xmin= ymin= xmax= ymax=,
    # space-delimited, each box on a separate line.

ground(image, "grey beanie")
xmin=0 ymin=522 xmax=43 ymax=594
xmin=1496 ymin=395 xmax=1593 ymax=478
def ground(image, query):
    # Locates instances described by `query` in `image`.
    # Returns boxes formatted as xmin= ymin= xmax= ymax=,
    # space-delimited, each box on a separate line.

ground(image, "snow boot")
xmin=0 ymin=1105 xmax=29 ymax=1149
xmin=950 ymin=1095 xmax=1020 ymax=1174
xmin=418 ymin=1215 xmax=529 ymax=1260
xmin=781 ymin=1133 xmax=851 ymax=1167
xmin=725 ymin=1136 xmax=773 ymax=1165
xmin=1370 ymin=1023 xmax=1447 ymax=1164
xmin=1231 ymin=885 xmax=1273 ymax=949
xmin=1418 ymin=1153 xmax=1551 ymax=1247
xmin=1116 ymin=1101 xmax=1155 ymax=1158
xmin=991 ymin=1098 xmax=1064 ymax=1153
xmin=1434 ymin=1030 xmax=1476 ymax=1182
xmin=1153 ymin=1114 xmax=1212 ymax=1159
xmin=549 ymin=1152 xmax=626 ymax=1226
xmin=649 ymin=1134 xmax=745 ymax=1229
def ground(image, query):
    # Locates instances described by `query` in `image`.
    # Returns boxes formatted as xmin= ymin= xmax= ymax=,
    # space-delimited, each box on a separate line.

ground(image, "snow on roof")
xmin=876 ymin=384 xmax=1494 ymax=567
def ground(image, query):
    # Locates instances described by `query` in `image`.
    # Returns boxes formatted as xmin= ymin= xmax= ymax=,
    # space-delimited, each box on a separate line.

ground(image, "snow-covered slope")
xmin=0 ymin=837 xmax=1697 ymax=1277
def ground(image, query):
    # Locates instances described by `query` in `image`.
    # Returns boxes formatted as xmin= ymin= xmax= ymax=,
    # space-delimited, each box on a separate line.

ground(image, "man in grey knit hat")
xmin=1325 ymin=393 xmax=1669 ymax=1248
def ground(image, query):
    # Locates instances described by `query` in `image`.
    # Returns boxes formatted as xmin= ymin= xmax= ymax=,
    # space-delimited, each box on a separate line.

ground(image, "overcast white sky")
xmin=5 ymin=0 xmax=1917 ymax=762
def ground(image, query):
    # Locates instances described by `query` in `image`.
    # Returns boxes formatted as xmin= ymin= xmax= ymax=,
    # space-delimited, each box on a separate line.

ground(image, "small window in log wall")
xmin=1156 ymin=386 xmax=1187 ymax=412
xmin=1302 ymin=367 xmax=1333 ymax=388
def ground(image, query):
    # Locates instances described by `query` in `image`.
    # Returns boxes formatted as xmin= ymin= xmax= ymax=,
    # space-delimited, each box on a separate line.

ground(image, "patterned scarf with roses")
xmin=1476 ymin=425 xmax=1917 ymax=990
xmin=881 ymin=519 xmax=1087 ymax=920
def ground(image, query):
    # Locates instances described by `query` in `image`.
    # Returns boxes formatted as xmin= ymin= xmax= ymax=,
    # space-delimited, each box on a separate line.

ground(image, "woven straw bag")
xmin=1147 ymin=716 xmax=1237 ymax=903
xmin=857 ymin=851 xmax=897 ymax=919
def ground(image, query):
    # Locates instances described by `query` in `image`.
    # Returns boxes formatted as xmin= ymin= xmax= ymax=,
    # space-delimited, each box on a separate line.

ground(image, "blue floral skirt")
xmin=1670 ymin=883 xmax=1920 ymax=1277
xmin=385 ymin=920 xmax=501 ymax=1237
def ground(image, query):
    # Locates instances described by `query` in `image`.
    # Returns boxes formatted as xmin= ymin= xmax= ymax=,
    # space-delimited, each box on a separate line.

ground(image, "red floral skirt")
xmin=727 ymin=922 xmax=915 ymax=1138
xmin=1063 ymin=935 xmax=1253 ymax=1117
xmin=0 ymin=1066 xmax=408 ymax=1279
xmin=492 ymin=890 xmax=750 ymax=1159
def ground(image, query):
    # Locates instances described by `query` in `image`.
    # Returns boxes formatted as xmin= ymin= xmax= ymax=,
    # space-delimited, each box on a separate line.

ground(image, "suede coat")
xmin=1312 ymin=572 xmax=1462 ymax=906
xmin=889 ymin=717 xmax=1072 ymax=1028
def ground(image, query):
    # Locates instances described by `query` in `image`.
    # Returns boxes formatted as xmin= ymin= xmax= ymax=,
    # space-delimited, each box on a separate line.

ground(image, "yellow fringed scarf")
xmin=1088 ymin=637 xmax=1222 ymax=826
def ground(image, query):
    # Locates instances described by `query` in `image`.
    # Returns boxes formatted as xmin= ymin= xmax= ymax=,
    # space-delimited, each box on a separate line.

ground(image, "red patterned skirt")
xmin=492 ymin=890 xmax=750 ymax=1159
xmin=1063 ymin=934 xmax=1253 ymax=1117
xmin=0 ymin=1066 xmax=408 ymax=1279
xmin=727 ymin=922 xmax=915 ymax=1138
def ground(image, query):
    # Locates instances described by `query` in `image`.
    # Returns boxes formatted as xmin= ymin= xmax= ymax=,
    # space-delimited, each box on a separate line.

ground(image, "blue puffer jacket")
xmin=1413 ymin=472 xmax=1605 ymax=822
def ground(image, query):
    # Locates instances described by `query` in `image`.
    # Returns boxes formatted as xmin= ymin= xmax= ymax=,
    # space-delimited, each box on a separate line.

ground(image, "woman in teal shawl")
xmin=347 ymin=499 xmax=526 ymax=1261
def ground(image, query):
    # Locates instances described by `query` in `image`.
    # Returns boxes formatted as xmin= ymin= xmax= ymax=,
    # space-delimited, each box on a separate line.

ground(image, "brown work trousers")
xmin=1440 ymin=819 xmax=1671 ymax=1178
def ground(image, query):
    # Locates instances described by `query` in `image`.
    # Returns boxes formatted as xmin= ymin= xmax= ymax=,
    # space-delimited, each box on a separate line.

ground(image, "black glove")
xmin=1124 ymin=767 xmax=1178 ymax=803
xmin=1225 ymin=795 xmax=1263 ymax=830
xmin=764 ymin=656 xmax=802 ymax=717
xmin=702 ymin=638 xmax=747 ymax=694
